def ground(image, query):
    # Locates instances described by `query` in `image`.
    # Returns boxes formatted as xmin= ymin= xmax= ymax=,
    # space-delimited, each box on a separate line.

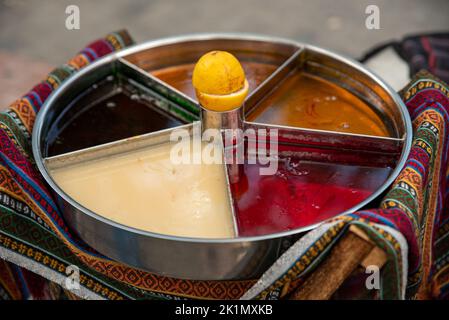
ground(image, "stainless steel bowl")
xmin=32 ymin=34 xmax=412 ymax=280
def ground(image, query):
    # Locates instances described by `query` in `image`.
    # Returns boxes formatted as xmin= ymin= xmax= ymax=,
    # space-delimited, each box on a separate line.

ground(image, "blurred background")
xmin=0 ymin=0 xmax=448 ymax=106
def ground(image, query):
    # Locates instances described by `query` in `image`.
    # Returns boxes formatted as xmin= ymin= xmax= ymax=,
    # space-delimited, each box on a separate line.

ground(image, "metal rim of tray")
xmin=32 ymin=33 xmax=413 ymax=244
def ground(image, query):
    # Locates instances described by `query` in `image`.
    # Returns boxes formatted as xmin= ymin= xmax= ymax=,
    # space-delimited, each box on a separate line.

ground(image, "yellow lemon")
xmin=192 ymin=51 xmax=248 ymax=111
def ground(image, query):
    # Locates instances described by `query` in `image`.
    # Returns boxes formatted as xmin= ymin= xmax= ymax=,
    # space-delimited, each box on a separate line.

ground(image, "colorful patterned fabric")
xmin=361 ymin=33 xmax=449 ymax=84
xmin=1 ymin=31 xmax=449 ymax=300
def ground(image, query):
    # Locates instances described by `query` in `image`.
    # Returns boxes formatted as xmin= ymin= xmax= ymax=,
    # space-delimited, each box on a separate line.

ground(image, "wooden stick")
xmin=290 ymin=227 xmax=386 ymax=300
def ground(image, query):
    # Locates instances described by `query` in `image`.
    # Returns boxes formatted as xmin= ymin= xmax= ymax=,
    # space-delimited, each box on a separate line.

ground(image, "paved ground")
xmin=0 ymin=0 xmax=448 ymax=108
xmin=0 ymin=51 xmax=51 ymax=107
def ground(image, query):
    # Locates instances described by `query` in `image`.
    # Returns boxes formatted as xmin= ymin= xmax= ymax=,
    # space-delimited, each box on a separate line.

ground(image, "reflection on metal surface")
xmin=32 ymin=34 xmax=412 ymax=280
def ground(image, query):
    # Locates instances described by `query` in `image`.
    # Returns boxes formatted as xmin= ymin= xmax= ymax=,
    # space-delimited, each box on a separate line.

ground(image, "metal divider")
xmin=45 ymin=123 xmax=241 ymax=239
xmin=241 ymin=45 xmax=406 ymax=169
xmin=117 ymin=58 xmax=200 ymax=118
xmin=244 ymin=47 xmax=305 ymax=117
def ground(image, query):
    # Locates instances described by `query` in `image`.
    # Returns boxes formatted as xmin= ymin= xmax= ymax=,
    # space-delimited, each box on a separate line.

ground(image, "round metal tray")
xmin=32 ymin=33 xmax=412 ymax=280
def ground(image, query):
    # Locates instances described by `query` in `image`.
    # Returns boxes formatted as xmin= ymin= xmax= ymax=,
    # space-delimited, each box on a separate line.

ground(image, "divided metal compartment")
xmin=33 ymin=34 xmax=412 ymax=280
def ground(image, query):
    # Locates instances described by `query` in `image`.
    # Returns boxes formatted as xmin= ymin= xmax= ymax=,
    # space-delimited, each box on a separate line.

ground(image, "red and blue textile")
xmin=243 ymin=71 xmax=449 ymax=300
